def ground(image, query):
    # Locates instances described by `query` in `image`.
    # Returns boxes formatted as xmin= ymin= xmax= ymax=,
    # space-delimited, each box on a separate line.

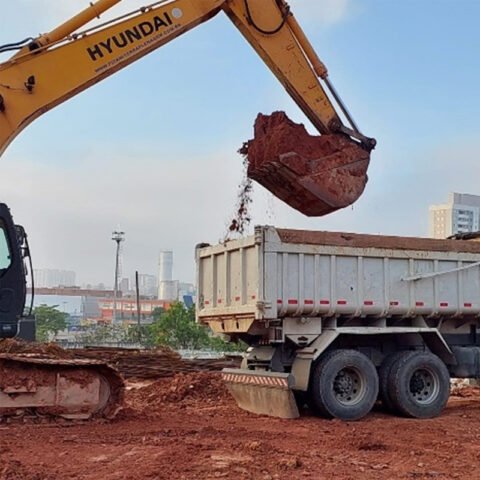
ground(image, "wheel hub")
xmin=409 ymin=368 xmax=438 ymax=404
xmin=410 ymin=373 xmax=426 ymax=394
xmin=333 ymin=368 xmax=364 ymax=405
xmin=334 ymin=371 xmax=354 ymax=395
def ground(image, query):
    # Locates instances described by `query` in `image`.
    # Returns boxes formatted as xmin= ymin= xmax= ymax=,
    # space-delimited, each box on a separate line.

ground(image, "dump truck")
xmin=197 ymin=226 xmax=480 ymax=420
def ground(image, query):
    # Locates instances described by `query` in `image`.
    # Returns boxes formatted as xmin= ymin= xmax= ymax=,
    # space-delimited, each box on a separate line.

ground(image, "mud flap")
xmin=222 ymin=368 xmax=299 ymax=419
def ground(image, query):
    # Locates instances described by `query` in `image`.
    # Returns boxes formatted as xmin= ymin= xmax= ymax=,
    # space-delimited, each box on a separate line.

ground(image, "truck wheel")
xmin=309 ymin=349 xmax=378 ymax=421
xmin=387 ymin=351 xmax=450 ymax=418
xmin=378 ymin=351 xmax=419 ymax=413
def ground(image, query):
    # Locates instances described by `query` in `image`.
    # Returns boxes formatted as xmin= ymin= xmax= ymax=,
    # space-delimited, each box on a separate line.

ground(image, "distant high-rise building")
xmin=429 ymin=192 xmax=480 ymax=238
xmin=34 ymin=269 xmax=76 ymax=288
xmin=158 ymin=280 xmax=179 ymax=301
xmin=119 ymin=277 xmax=130 ymax=294
xmin=158 ymin=251 xmax=175 ymax=300
xmin=158 ymin=251 xmax=173 ymax=282
xmin=136 ymin=274 xmax=158 ymax=297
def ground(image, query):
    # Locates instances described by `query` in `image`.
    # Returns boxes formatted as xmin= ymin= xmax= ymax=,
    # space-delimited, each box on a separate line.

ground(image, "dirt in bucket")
xmin=241 ymin=111 xmax=371 ymax=217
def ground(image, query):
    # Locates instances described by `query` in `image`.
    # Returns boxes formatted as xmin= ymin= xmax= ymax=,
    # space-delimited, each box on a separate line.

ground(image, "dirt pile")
xmin=0 ymin=339 xmax=73 ymax=359
xmin=242 ymin=111 xmax=371 ymax=217
xmin=0 ymin=340 xmax=241 ymax=381
xmin=127 ymin=372 xmax=231 ymax=413
xmin=74 ymin=347 xmax=241 ymax=380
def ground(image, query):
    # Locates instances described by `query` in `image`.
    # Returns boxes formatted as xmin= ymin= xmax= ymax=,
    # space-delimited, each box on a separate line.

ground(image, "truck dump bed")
xmin=196 ymin=226 xmax=480 ymax=332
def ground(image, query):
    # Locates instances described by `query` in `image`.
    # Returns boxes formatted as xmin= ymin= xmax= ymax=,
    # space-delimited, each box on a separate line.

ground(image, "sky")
xmin=1 ymin=0 xmax=480 ymax=286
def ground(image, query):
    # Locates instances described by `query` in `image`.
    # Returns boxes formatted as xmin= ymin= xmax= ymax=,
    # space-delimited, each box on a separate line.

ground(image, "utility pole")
xmin=112 ymin=230 xmax=125 ymax=325
xmin=135 ymin=271 xmax=141 ymax=343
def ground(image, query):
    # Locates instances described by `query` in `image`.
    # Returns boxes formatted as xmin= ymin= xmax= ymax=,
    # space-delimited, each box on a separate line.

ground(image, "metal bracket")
xmin=402 ymin=261 xmax=480 ymax=282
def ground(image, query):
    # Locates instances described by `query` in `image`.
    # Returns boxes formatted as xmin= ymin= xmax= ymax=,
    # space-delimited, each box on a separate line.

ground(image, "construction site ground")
xmin=1 ymin=372 xmax=479 ymax=480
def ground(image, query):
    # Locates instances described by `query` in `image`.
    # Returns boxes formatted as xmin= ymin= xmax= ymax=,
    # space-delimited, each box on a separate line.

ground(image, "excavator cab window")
xmin=0 ymin=221 xmax=12 ymax=272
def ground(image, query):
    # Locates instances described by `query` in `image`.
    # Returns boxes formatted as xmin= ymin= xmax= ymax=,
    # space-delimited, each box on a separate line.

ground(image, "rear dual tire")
xmin=309 ymin=349 xmax=378 ymax=421
xmin=378 ymin=350 xmax=417 ymax=412
xmin=383 ymin=351 xmax=450 ymax=418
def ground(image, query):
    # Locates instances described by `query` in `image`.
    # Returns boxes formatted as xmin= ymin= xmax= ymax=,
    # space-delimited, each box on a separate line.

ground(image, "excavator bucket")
xmin=242 ymin=112 xmax=371 ymax=217
xmin=0 ymin=355 xmax=124 ymax=420
xmin=222 ymin=368 xmax=299 ymax=419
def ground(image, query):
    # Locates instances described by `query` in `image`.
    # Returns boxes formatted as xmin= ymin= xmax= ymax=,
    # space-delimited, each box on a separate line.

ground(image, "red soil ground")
xmin=0 ymin=372 xmax=479 ymax=479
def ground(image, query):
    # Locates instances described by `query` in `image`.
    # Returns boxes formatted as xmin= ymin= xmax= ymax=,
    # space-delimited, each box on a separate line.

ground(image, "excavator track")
xmin=0 ymin=354 xmax=124 ymax=420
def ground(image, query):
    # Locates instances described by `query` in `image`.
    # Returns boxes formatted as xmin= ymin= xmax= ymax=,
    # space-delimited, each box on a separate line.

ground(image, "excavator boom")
xmin=0 ymin=0 xmax=375 ymax=216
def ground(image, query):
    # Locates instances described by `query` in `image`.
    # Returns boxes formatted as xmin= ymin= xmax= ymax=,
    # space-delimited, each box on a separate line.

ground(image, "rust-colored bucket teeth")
xmin=242 ymin=112 xmax=371 ymax=217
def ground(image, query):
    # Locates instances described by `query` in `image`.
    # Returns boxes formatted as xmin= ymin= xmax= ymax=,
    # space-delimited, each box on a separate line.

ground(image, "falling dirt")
xmin=1 ymin=375 xmax=480 ymax=479
xmin=226 ymin=156 xmax=253 ymax=241
xmin=242 ymin=111 xmax=371 ymax=217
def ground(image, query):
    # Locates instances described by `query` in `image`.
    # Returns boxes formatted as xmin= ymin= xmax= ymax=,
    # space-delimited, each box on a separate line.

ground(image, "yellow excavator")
xmin=0 ymin=0 xmax=375 ymax=419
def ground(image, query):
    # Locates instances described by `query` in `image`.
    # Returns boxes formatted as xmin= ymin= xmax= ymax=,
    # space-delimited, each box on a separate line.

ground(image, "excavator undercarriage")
xmin=0 ymin=204 xmax=124 ymax=421
xmin=0 ymin=355 xmax=124 ymax=420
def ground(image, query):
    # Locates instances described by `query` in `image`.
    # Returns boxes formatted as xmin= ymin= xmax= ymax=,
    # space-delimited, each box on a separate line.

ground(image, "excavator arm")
xmin=0 ymin=0 xmax=375 ymax=216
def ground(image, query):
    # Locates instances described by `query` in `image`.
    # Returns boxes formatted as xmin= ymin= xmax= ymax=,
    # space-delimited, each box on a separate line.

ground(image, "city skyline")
xmin=33 ymin=248 xmax=193 ymax=297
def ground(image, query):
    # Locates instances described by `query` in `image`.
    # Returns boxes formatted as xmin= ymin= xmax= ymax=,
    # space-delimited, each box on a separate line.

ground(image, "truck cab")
xmin=0 ymin=203 xmax=35 ymax=340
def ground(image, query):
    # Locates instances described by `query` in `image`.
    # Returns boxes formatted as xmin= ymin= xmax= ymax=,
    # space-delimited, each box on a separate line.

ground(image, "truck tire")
xmin=309 ymin=349 xmax=378 ymax=421
xmin=387 ymin=351 xmax=450 ymax=418
xmin=378 ymin=351 xmax=419 ymax=413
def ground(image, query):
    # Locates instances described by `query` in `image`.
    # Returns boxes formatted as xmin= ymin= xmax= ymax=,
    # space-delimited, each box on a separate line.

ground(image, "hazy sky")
xmin=1 ymin=0 xmax=479 ymax=286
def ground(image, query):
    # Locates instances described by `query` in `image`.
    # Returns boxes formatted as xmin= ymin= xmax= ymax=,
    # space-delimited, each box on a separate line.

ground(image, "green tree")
xmin=149 ymin=302 xmax=246 ymax=352
xmin=150 ymin=302 xmax=210 ymax=350
xmin=151 ymin=307 xmax=165 ymax=320
xmin=207 ymin=334 xmax=247 ymax=353
xmin=81 ymin=324 xmax=126 ymax=345
xmin=123 ymin=324 xmax=155 ymax=347
xmin=34 ymin=304 xmax=68 ymax=342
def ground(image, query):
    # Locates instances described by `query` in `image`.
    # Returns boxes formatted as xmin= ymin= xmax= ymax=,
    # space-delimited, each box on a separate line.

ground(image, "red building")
xmin=98 ymin=298 xmax=172 ymax=323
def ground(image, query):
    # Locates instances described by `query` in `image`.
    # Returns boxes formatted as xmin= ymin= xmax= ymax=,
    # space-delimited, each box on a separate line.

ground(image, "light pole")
xmin=112 ymin=230 xmax=125 ymax=325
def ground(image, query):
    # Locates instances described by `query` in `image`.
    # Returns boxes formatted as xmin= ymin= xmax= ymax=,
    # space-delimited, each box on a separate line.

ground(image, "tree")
xmin=123 ymin=324 xmax=155 ymax=347
xmin=149 ymin=302 xmax=246 ymax=352
xmin=151 ymin=307 xmax=165 ymax=320
xmin=150 ymin=302 xmax=210 ymax=350
xmin=207 ymin=334 xmax=247 ymax=353
xmin=81 ymin=324 xmax=126 ymax=345
xmin=34 ymin=304 xmax=68 ymax=342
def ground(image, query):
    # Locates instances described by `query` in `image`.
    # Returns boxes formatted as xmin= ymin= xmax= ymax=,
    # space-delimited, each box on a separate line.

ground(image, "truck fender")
xmin=290 ymin=328 xmax=455 ymax=392
xmin=291 ymin=329 xmax=339 ymax=391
